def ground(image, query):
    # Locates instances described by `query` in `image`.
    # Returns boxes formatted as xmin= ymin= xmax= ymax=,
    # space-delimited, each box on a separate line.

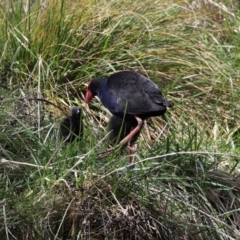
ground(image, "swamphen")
xmin=85 ymin=70 xmax=172 ymax=147
xmin=60 ymin=106 xmax=83 ymax=143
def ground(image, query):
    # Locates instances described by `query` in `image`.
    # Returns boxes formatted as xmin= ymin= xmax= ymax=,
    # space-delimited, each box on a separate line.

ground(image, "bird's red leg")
xmin=119 ymin=116 xmax=143 ymax=145
xmin=127 ymin=141 xmax=137 ymax=153
xmin=127 ymin=127 xmax=137 ymax=153
xmin=127 ymin=139 xmax=137 ymax=163
xmin=125 ymin=117 xmax=142 ymax=163
xmin=99 ymin=116 xmax=142 ymax=160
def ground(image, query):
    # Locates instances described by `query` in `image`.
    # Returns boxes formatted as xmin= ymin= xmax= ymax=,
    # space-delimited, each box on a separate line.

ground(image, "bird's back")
xmin=106 ymin=71 xmax=171 ymax=118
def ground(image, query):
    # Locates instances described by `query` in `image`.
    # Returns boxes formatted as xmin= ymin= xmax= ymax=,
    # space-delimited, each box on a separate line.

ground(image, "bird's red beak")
xmin=85 ymin=90 xmax=93 ymax=103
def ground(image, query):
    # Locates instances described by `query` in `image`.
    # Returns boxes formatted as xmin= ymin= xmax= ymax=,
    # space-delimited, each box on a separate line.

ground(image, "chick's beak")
xmin=85 ymin=90 xmax=93 ymax=103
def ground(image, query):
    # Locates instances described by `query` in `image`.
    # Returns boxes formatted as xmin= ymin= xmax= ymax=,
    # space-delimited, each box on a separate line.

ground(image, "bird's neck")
xmin=98 ymin=81 xmax=117 ymax=112
xmin=97 ymin=80 xmax=107 ymax=100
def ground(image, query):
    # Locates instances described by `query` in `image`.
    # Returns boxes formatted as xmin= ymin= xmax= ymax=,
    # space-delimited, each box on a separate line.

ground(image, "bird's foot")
xmin=98 ymin=143 xmax=124 ymax=158
xmin=127 ymin=145 xmax=137 ymax=153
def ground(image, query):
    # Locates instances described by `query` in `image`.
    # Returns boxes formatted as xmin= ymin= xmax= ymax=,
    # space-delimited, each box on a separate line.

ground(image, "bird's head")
xmin=70 ymin=106 xmax=81 ymax=117
xmin=85 ymin=77 xmax=107 ymax=103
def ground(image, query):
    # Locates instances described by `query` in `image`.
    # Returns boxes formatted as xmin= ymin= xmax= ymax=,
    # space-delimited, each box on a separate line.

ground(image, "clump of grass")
xmin=1 ymin=0 xmax=240 ymax=239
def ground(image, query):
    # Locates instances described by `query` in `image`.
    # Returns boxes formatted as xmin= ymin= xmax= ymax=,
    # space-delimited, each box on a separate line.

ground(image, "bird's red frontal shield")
xmin=85 ymin=90 xmax=93 ymax=103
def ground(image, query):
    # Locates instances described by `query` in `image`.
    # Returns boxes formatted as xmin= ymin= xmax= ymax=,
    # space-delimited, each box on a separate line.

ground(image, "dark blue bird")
xmin=60 ymin=106 xmax=84 ymax=143
xmin=85 ymin=70 xmax=172 ymax=147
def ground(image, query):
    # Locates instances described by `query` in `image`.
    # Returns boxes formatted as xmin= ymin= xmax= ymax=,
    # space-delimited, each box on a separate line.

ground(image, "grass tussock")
xmin=1 ymin=0 xmax=240 ymax=239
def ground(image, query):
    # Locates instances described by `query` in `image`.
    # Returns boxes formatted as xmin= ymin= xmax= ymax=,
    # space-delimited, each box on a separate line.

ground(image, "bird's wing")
xmin=107 ymin=71 xmax=166 ymax=115
xmin=136 ymin=73 xmax=167 ymax=105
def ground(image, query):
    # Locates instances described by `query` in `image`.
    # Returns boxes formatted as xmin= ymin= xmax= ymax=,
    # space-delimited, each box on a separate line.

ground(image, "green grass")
xmin=1 ymin=0 xmax=240 ymax=239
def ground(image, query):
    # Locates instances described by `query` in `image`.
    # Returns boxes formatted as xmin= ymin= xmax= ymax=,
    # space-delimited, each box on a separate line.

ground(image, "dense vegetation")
xmin=0 ymin=0 xmax=240 ymax=239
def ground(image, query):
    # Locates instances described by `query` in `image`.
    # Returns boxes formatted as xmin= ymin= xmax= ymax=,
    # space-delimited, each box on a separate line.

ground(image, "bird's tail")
xmin=165 ymin=100 xmax=173 ymax=108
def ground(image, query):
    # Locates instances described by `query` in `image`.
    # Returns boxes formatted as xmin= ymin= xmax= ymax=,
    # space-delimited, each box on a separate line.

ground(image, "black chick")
xmin=60 ymin=106 xmax=83 ymax=143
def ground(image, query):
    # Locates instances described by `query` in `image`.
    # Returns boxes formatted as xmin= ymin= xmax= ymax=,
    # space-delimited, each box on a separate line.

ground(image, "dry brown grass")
xmin=1 ymin=0 xmax=240 ymax=239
